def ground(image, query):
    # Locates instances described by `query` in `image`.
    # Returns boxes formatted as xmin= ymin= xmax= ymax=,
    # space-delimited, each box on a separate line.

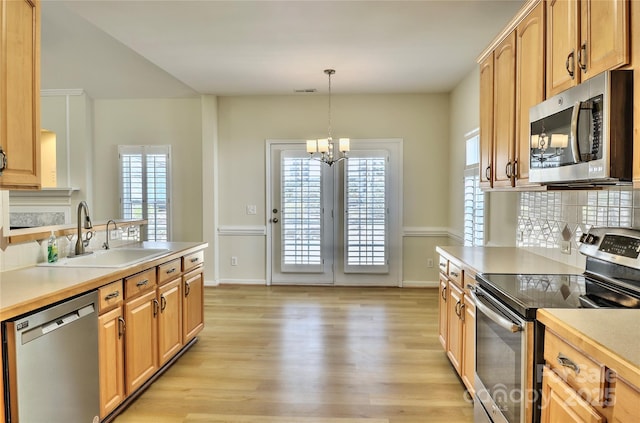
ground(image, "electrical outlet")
xmin=231 ymin=256 xmax=238 ymax=266
xmin=426 ymin=258 xmax=434 ymax=268
xmin=560 ymin=241 xmax=571 ymax=255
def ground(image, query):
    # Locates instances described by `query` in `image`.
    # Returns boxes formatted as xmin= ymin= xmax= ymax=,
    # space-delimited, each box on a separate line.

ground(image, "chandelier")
xmin=306 ymin=69 xmax=350 ymax=166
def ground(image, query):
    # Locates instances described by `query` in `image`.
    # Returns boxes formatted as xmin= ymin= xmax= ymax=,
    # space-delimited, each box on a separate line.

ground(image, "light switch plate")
xmin=246 ymin=205 xmax=257 ymax=215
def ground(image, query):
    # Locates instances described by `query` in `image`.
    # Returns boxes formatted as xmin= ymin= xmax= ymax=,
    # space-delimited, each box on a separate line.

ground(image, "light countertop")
xmin=435 ymin=246 xmax=583 ymax=275
xmin=0 ymin=241 xmax=207 ymax=321
xmin=537 ymin=309 xmax=640 ymax=388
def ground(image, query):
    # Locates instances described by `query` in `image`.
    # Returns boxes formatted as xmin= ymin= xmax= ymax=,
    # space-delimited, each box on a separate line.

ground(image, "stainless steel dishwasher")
xmin=2 ymin=290 xmax=100 ymax=423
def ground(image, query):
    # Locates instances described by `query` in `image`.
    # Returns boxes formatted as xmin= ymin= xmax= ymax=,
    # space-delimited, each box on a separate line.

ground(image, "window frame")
xmin=118 ymin=145 xmax=172 ymax=242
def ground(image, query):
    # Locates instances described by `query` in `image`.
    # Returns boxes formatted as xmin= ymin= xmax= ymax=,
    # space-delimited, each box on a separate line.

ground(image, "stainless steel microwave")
xmin=529 ymin=70 xmax=633 ymax=185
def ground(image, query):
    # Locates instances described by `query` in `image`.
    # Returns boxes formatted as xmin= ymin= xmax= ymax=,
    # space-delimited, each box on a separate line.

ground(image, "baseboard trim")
xmin=218 ymin=278 xmax=267 ymax=285
xmin=402 ymin=280 xmax=439 ymax=288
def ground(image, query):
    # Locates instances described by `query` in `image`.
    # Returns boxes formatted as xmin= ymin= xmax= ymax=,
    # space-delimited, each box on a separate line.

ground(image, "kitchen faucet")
xmin=75 ymin=201 xmax=93 ymax=256
xmin=103 ymin=219 xmax=117 ymax=250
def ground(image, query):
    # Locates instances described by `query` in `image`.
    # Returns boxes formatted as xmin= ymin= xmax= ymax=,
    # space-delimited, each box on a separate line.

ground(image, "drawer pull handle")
xmin=136 ymin=279 xmax=149 ymax=287
xmin=166 ymin=268 xmax=177 ymax=274
xmin=190 ymin=257 xmax=199 ymax=263
xmin=104 ymin=291 xmax=120 ymax=300
xmin=557 ymin=353 xmax=580 ymax=374
xmin=450 ymin=271 xmax=459 ymax=277
xmin=439 ymin=262 xmax=446 ymax=268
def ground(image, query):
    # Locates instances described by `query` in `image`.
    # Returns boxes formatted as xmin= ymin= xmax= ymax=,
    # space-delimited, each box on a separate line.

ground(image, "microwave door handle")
xmin=470 ymin=289 xmax=523 ymax=333
xmin=570 ymin=101 xmax=583 ymax=163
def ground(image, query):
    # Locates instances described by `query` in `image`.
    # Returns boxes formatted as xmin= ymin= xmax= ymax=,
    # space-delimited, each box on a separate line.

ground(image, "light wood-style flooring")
xmin=114 ymin=285 xmax=473 ymax=423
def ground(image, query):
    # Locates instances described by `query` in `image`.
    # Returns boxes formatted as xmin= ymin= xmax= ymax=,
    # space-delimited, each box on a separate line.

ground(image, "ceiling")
xmin=41 ymin=0 xmax=524 ymax=98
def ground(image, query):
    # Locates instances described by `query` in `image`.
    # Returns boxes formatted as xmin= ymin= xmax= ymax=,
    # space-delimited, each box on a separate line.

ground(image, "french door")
xmin=268 ymin=140 xmax=401 ymax=286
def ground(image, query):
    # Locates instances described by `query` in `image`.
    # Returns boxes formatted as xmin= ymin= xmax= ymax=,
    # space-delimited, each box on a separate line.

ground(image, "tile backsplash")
xmin=517 ymin=188 xmax=640 ymax=268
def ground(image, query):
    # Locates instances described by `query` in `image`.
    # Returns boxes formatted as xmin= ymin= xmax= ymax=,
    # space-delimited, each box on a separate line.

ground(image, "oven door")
xmin=472 ymin=286 xmax=530 ymax=423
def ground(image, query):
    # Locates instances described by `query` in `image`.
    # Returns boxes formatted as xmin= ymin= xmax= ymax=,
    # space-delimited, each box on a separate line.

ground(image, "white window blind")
xmin=344 ymin=151 xmax=389 ymax=273
xmin=119 ymin=145 xmax=171 ymax=242
xmin=463 ymin=131 xmax=484 ymax=247
xmin=281 ymin=152 xmax=323 ymax=271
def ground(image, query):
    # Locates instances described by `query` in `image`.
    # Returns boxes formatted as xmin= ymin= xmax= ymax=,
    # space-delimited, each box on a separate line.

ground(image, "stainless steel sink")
xmin=38 ymin=248 xmax=170 ymax=268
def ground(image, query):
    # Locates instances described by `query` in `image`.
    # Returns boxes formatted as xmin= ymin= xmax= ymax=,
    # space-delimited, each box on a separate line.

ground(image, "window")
xmin=344 ymin=151 xmax=389 ymax=273
xmin=119 ymin=145 xmax=171 ymax=241
xmin=280 ymin=152 xmax=323 ymax=271
xmin=464 ymin=131 xmax=485 ymax=247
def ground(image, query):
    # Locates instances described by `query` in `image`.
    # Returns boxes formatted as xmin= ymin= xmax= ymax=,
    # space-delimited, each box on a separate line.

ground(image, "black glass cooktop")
xmin=476 ymin=273 xmax=640 ymax=319
xmin=476 ymin=274 xmax=586 ymax=318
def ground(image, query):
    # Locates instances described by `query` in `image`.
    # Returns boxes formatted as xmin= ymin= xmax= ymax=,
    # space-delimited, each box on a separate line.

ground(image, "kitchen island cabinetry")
xmin=98 ymin=281 xmax=125 ymax=418
xmin=538 ymin=309 xmax=640 ymax=423
xmin=0 ymin=0 xmax=41 ymax=190
xmin=547 ymin=0 xmax=629 ymax=97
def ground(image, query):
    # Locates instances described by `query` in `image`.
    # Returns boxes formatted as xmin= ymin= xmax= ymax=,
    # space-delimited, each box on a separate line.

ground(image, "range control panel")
xmin=579 ymin=227 xmax=640 ymax=269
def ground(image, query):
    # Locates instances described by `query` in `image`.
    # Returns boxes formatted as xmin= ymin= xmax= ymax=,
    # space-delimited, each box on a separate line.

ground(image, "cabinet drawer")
xmin=448 ymin=262 xmax=463 ymax=287
xmin=183 ymin=250 xmax=204 ymax=273
xmin=157 ymin=259 xmax=181 ymax=285
xmin=125 ymin=268 xmax=157 ymax=298
xmin=544 ymin=329 xmax=611 ymax=406
xmin=98 ymin=280 xmax=123 ymax=313
xmin=438 ymin=256 xmax=448 ymax=274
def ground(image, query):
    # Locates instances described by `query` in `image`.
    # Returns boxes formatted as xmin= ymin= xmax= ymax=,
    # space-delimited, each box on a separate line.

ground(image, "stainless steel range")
xmin=473 ymin=227 xmax=640 ymax=423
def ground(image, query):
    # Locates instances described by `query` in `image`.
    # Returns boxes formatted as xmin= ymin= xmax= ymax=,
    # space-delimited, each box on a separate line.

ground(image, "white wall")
xmin=215 ymin=94 xmax=451 ymax=285
xmin=91 ymin=98 xmax=203 ymax=243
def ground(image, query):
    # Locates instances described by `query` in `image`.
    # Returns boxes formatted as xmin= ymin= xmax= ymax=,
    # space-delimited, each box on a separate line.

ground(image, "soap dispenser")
xmin=47 ymin=231 xmax=58 ymax=263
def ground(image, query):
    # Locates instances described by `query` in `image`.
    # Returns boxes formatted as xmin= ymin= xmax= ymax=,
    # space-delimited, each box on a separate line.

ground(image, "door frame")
xmin=265 ymin=139 xmax=403 ymax=286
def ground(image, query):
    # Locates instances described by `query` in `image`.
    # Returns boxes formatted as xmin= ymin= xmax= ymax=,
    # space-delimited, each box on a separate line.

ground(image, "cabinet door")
xmin=0 ymin=0 xmax=41 ymax=189
xmin=515 ymin=2 xmax=545 ymax=186
xmin=493 ymin=31 xmax=516 ymax=188
xmin=183 ymin=269 xmax=204 ymax=343
xmin=547 ymin=0 xmax=580 ymax=96
xmin=124 ymin=290 xmax=158 ymax=395
xmin=580 ymin=0 xmax=629 ymax=79
xmin=461 ymin=293 xmax=476 ymax=396
xmin=611 ymin=378 xmax=640 ymax=423
xmin=158 ymin=279 xmax=183 ymax=366
xmin=541 ymin=366 xmax=605 ymax=423
xmin=98 ymin=307 xmax=125 ymax=418
xmin=479 ymin=54 xmax=494 ymax=188
xmin=446 ymin=282 xmax=464 ymax=374
xmin=438 ymin=274 xmax=448 ymax=349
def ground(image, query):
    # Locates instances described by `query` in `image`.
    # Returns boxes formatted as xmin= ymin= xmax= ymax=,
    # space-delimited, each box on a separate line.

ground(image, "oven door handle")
xmin=470 ymin=290 xmax=523 ymax=333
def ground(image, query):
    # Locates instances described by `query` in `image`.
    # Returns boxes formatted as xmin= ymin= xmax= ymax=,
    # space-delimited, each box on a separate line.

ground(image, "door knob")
xmin=272 ymin=218 xmax=279 ymax=223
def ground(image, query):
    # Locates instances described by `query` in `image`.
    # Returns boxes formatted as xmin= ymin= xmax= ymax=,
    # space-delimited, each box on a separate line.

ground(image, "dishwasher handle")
xmin=21 ymin=303 xmax=96 ymax=345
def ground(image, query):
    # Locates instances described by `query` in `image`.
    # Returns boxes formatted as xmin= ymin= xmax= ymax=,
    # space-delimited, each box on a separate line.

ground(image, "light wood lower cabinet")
xmin=183 ymin=267 xmax=204 ymax=343
xmin=96 ymin=249 xmax=206 ymax=420
xmin=124 ymin=289 xmax=159 ymax=395
xmin=438 ymin=275 xmax=448 ymax=349
xmin=157 ymin=278 xmax=183 ymax=366
xmin=461 ymin=291 xmax=476 ymax=397
xmin=446 ymin=282 xmax=464 ymax=374
xmin=541 ymin=366 xmax=604 ymax=423
xmin=98 ymin=306 xmax=125 ymax=418
xmin=437 ymin=255 xmax=476 ymax=396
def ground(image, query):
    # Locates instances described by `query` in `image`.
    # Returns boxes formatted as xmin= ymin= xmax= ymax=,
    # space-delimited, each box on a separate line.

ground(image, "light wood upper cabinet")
xmin=0 ymin=0 xmax=41 ymax=190
xmin=515 ymin=1 xmax=545 ymax=186
xmin=547 ymin=0 xmax=629 ymax=97
xmin=493 ymin=31 xmax=517 ymax=188
xmin=479 ymin=54 xmax=494 ymax=188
